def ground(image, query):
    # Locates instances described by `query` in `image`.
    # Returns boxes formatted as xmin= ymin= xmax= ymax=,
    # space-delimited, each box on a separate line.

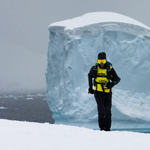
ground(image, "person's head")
xmin=97 ymin=52 xmax=106 ymax=68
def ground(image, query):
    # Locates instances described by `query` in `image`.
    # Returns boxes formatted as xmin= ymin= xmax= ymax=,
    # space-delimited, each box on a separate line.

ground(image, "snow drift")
xmin=46 ymin=12 xmax=150 ymax=129
xmin=1 ymin=119 xmax=150 ymax=150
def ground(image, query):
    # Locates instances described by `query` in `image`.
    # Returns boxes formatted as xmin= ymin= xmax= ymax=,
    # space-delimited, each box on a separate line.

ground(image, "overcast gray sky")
xmin=0 ymin=0 xmax=150 ymax=54
xmin=0 ymin=0 xmax=150 ymax=93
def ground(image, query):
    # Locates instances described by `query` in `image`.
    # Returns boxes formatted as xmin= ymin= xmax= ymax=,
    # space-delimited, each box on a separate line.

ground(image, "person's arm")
xmin=88 ymin=67 xmax=94 ymax=88
xmin=107 ymin=67 xmax=121 ymax=89
xmin=88 ymin=66 xmax=94 ymax=94
xmin=111 ymin=68 xmax=121 ymax=84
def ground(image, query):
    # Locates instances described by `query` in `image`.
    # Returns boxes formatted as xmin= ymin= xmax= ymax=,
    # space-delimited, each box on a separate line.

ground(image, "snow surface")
xmin=0 ymin=119 xmax=150 ymax=150
xmin=49 ymin=12 xmax=150 ymax=38
xmin=46 ymin=12 xmax=150 ymax=129
xmin=49 ymin=11 xmax=150 ymax=29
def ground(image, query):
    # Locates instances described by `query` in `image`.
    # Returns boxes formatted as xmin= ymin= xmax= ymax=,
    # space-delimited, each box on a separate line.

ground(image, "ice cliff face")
xmin=46 ymin=12 xmax=150 ymax=129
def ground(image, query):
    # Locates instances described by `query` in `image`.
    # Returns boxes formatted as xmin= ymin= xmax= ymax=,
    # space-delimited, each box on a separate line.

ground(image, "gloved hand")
xmin=106 ymin=81 xmax=117 ymax=89
xmin=88 ymin=87 xmax=94 ymax=94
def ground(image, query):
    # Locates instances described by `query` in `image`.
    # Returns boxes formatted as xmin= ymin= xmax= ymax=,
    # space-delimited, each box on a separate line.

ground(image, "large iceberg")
xmin=46 ymin=12 xmax=150 ymax=130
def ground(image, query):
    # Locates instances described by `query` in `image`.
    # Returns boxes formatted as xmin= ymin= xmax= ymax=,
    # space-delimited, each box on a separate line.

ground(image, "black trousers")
xmin=94 ymin=91 xmax=112 ymax=131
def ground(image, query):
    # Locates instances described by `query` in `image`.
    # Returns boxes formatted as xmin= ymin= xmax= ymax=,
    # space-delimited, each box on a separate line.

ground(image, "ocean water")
xmin=112 ymin=120 xmax=150 ymax=133
xmin=52 ymin=112 xmax=150 ymax=133
xmin=0 ymin=92 xmax=54 ymax=124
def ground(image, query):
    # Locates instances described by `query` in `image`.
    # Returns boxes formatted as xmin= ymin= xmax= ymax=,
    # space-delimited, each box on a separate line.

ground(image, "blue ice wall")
xmin=46 ymin=28 xmax=150 ymax=129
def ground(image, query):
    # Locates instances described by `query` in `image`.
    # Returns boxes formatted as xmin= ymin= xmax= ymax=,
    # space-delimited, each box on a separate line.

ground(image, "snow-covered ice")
xmin=46 ymin=12 xmax=150 ymax=129
xmin=0 ymin=107 xmax=7 ymax=109
xmin=0 ymin=119 xmax=150 ymax=150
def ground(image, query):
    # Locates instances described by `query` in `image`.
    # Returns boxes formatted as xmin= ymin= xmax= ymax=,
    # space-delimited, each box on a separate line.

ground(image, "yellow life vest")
xmin=94 ymin=65 xmax=112 ymax=93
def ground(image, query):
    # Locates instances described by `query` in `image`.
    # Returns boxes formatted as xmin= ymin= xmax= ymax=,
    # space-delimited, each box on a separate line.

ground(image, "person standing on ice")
xmin=88 ymin=52 xmax=121 ymax=131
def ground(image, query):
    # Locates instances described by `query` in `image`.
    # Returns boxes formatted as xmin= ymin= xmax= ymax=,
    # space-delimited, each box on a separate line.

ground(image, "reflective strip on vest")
xmin=94 ymin=66 xmax=110 ymax=93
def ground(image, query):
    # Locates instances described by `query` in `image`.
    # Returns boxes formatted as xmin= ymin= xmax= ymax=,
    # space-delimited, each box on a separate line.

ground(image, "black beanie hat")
xmin=98 ymin=52 xmax=106 ymax=59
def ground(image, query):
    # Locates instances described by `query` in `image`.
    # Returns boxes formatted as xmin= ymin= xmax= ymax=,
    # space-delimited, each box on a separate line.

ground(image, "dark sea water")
xmin=111 ymin=120 xmax=150 ymax=134
xmin=112 ymin=128 xmax=150 ymax=133
xmin=0 ymin=93 xmax=54 ymax=124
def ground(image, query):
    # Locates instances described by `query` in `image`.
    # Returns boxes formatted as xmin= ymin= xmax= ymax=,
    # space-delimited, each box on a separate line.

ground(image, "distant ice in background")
xmin=46 ymin=12 xmax=150 ymax=130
